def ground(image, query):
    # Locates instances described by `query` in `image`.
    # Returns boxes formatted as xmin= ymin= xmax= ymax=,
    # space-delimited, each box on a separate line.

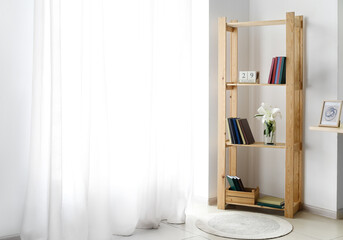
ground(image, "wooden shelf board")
xmin=226 ymin=202 xmax=285 ymax=211
xmin=226 ymin=141 xmax=286 ymax=149
xmin=227 ymin=20 xmax=286 ymax=28
xmin=309 ymin=126 xmax=343 ymax=133
xmin=226 ymin=83 xmax=286 ymax=88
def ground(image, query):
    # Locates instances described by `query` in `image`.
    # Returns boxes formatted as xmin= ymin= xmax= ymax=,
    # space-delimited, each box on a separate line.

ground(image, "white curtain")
xmin=21 ymin=0 xmax=193 ymax=239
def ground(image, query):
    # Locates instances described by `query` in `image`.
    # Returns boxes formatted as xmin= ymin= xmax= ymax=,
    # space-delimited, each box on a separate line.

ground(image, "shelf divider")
xmin=226 ymin=19 xmax=286 ymax=28
xmin=309 ymin=126 xmax=343 ymax=133
xmin=226 ymin=141 xmax=286 ymax=149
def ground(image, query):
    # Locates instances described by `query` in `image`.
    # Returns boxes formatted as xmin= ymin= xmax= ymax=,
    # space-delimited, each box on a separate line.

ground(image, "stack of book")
xmin=268 ymin=56 xmax=286 ymax=84
xmin=226 ymin=118 xmax=255 ymax=144
xmin=226 ymin=175 xmax=245 ymax=191
xmin=257 ymin=196 xmax=285 ymax=209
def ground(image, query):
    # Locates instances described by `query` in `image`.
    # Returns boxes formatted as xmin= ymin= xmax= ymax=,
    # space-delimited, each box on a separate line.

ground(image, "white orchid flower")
xmin=254 ymin=103 xmax=281 ymax=124
xmin=271 ymin=108 xmax=282 ymax=119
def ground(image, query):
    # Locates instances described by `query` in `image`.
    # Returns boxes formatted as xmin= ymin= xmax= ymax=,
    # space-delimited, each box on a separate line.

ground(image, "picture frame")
xmin=319 ymin=100 xmax=343 ymax=127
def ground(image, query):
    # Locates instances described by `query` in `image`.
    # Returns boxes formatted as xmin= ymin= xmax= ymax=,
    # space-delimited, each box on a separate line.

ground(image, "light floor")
xmin=113 ymin=202 xmax=343 ymax=240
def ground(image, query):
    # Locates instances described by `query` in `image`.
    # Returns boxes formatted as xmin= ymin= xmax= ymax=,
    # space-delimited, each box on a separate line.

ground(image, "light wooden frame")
xmin=217 ymin=12 xmax=303 ymax=218
xmin=319 ymin=100 xmax=343 ymax=127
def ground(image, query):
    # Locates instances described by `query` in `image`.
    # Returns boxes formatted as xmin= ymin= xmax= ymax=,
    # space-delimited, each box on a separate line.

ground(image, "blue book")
xmin=274 ymin=57 xmax=280 ymax=84
xmin=228 ymin=118 xmax=237 ymax=144
xmin=232 ymin=118 xmax=242 ymax=144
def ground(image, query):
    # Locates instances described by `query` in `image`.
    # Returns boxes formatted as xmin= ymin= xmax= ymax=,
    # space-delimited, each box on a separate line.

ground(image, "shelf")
xmin=226 ymin=202 xmax=285 ymax=211
xmin=226 ymin=83 xmax=285 ymax=89
xmin=226 ymin=19 xmax=286 ymax=28
xmin=217 ymin=12 xmax=303 ymax=218
xmin=226 ymin=141 xmax=286 ymax=149
xmin=309 ymin=126 xmax=343 ymax=134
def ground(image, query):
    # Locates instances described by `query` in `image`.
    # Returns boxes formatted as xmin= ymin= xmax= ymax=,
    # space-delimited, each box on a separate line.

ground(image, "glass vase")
xmin=263 ymin=120 xmax=276 ymax=145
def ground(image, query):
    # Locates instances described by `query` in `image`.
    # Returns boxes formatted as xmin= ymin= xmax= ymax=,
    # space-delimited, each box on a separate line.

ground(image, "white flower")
xmin=254 ymin=102 xmax=282 ymax=123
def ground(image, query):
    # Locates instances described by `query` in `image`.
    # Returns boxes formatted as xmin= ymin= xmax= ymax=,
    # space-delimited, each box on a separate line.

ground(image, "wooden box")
xmin=225 ymin=187 xmax=259 ymax=205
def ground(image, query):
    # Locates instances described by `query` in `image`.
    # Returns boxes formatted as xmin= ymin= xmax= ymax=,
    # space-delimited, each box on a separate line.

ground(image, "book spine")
xmin=236 ymin=119 xmax=246 ymax=144
xmin=274 ymin=57 xmax=281 ymax=84
xmin=281 ymin=57 xmax=286 ymax=84
xmin=278 ymin=57 xmax=285 ymax=84
xmin=238 ymin=119 xmax=249 ymax=144
xmin=226 ymin=176 xmax=236 ymax=190
xmin=232 ymin=118 xmax=242 ymax=144
xmin=226 ymin=118 xmax=232 ymax=143
xmin=268 ymin=57 xmax=276 ymax=84
xmin=257 ymin=202 xmax=284 ymax=209
xmin=237 ymin=178 xmax=245 ymax=191
xmin=271 ymin=57 xmax=278 ymax=84
xmin=228 ymin=118 xmax=237 ymax=144
xmin=233 ymin=177 xmax=242 ymax=191
xmin=242 ymin=119 xmax=255 ymax=144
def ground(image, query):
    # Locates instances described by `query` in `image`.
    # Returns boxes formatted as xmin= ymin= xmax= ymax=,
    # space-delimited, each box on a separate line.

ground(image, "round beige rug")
xmin=195 ymin=211 xmax=293 ymax=239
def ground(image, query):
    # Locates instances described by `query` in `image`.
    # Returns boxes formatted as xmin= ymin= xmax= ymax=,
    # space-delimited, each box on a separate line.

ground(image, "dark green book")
xmin=281 ymin=57 xmax=286 ymax=84
xmin=257 ymin=202 xmax=284 ymax=209
xmin=226 ymin=175 xmax=237 ymax=190
xmin=232 ymin=177 xmax=242 ymax=191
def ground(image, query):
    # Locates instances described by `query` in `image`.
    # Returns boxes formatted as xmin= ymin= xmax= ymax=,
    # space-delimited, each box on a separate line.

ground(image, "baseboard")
xmin=303 ymin=204 xmax=340 ymax=219
xmin=208 ymin=197 xmax=217 ymax=206
xmin=337 ymin=208 xmax=343 ymax=219
xmin=0 ymin=235 xmax=20 ymax=240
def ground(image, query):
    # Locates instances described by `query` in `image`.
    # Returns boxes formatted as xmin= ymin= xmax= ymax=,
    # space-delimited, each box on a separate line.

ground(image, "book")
xmin=236 ymin=119 xmax=246 ymax=144
xmin=257 ymin=196 xmax=285 ymax=206
xmin=236 ymin=177 xmax=245 ymax=191
xmin=274 ymin=57 xmax=281 ymax=84
xmin=257 ymin=202 xmax=284 ymax=209
xmin=232 ymin=118 xmax=242 ymax=144
xmin=232 ymin=177 xmax=242 ymax=190
xmin=228 ymin=118 xmax=237 ymax=144
xmin=278 ymin=57 xmax=286 ymax=84
xmin=226 ymin=118 xmax=232 ymax=143
xmin=227 ymin=175 xmax=246 ymax=191
xmin=281 ymin=57 xmax=286 ymax=84
xmin=271 ymin=57 xmax=278 ymax=84
xmin=276 ymin=57 xmax=282 ymax=84
xmin=226 ymin=175 xmax=237 ymax=190
xmin=239 ymin=119 xmax=255 ymax=144
xmin=268 ymin=57 xmax=276 ymax=84
xmin=237 ymin=119 xmax=249 ymax=144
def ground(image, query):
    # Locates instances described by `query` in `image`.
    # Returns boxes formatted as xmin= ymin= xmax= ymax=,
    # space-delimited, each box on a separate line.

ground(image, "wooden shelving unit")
xmin=217 ymin=12 xmax=304 ymax=218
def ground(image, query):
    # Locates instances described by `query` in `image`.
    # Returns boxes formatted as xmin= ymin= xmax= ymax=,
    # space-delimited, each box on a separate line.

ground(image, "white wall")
xmin=248 ymin=0 xmax=339 ymax=212
xmin=209 ymin=0 xmax=250 ymax=199
xmin=337 ymin=0 xmax=343 ymax=211
xmin=0 ymin=0 xmax=33 ymax=237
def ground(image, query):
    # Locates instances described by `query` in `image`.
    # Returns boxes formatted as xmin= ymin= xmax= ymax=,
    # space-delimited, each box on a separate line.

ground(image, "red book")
xmin=271 ymin=57 xmax=278 ymax=84
xmin=268 ymin=57 xmax=276 ymax=84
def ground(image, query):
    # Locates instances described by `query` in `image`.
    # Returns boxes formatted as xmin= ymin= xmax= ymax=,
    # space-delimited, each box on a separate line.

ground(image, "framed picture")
xmin=319 ymin=100 xmax=343 ymax=127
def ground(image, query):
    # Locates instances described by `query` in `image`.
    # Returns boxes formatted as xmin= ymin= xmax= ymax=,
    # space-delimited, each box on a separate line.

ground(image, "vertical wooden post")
xmin=298 ymin=16 xmax=304 ymax=208
xmin=285 ymin=12 xmax=295 ymax=218
xmin=229 ymin=20 xmax=238 ymax=177
xmin=217 ymin=17 xmax=227 ymax=210
xmin=293 ymin=16 xmax=301 ymax=205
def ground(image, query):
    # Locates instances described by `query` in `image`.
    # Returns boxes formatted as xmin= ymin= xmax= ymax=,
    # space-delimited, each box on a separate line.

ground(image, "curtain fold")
xmin=21 ymin=0 xmax=193 ymax=239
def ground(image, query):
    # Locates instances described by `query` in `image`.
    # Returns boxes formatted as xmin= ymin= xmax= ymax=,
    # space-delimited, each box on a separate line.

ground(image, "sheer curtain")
xmin=21 ymin=0 xmax=193 ymax=239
